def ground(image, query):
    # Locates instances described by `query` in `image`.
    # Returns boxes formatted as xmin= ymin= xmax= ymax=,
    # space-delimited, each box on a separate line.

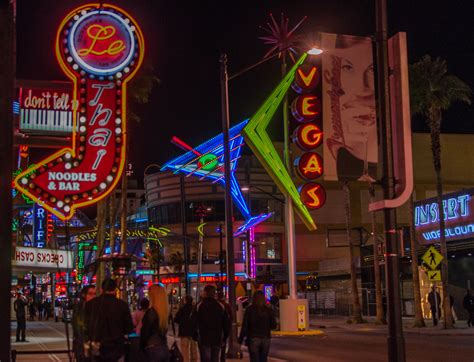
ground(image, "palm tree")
xmin=409 ymin=193 xmax=426 ymax=327
xmin=410 ymin=55 xmax=471 ymax=328
xmin=342 ymin=182 xmax=364 ymax=323
xmin=119 ymin=63 xmax=159 ymax=254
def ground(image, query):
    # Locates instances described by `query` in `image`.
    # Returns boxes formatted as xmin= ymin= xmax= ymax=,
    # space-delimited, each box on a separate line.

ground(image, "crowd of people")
xmin=72 ymin=279 xmax=278 ymax=362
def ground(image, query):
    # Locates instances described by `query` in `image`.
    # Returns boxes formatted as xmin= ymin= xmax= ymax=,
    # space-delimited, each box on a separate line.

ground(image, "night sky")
xmin=16 ymin=0 xmax=474 ymax=179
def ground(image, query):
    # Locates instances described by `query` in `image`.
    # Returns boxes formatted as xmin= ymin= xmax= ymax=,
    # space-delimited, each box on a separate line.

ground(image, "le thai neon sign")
xmin=14 ymin=4 xmax=144 ymax=220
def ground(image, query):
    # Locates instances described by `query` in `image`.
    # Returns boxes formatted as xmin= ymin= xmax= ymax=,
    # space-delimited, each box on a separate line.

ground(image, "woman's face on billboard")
xmin=333 ymin=41 xmax=377 ymax=162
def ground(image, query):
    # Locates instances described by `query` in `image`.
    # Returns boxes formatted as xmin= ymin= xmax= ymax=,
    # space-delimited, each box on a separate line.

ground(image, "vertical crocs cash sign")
xmin=14 ymin=4 xmax=145 ymax=220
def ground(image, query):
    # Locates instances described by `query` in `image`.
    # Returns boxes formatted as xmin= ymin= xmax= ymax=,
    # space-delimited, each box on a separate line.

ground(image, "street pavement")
xmin=10 ymin=318 xmax=474 ymax=361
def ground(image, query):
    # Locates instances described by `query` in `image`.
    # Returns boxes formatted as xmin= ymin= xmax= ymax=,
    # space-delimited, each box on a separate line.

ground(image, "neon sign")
xmin=163 ymin=120 xmax=252 ymax=220
xmin=415 ymin=194 xmax=470 ymax=226
xmin=290 ymin=61 xmax=326 ymax=210
xmin=300 ymin=182 xmax=326 ymax=210
xmin=295 ymin=152 xmax=324 ymax=180
xmin=414 ymin=190 xmax=474 ymax=244
xmin=242 ymin=53 xmax=317 ymax=231
xmin=291 ymin=95 xmax=321 ymax=122
xmin=292 ymin=64 xmax=320 ymax=93
xmin=33 ymin=205 xmax=47 ymax=248
xmin=293 ymin=123 xmax=323 ymax=150
xmin=14 ymin=4 xmax=144 ymax=220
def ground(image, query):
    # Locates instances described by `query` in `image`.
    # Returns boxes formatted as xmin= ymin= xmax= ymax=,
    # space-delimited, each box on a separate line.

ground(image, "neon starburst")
xmin=259 ymin=13 xmax=307 ymax=62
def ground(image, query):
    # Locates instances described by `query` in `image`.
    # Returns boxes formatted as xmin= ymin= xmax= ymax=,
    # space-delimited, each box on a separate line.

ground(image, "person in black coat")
xmin=73 ymin=285 xmax=96 ymax=361
xmin=85 ymin=279 xmax=134 ymax=361
xmin=238 ymin=291 xmax=277 ymax=362
xmin=192 ymin=285 xmax=230 ymax=362
xmin=428 ymin=286 xmax=441 ymax=326
xmin=463 ymin=289 xmax=474 ymax=327
xmin=14 ymin=293 xmax=28 ymax=342
xmin=174 ymin=295 xmax=197 ymax=362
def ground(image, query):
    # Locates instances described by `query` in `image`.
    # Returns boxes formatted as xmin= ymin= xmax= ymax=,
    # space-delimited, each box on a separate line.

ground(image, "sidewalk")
xmin=309 ymin=315 xmax=474 ymax=335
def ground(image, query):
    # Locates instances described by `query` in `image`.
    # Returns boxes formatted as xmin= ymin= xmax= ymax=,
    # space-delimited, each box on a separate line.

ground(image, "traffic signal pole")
xmin=375 ymin=0 xmax=406 ymax=360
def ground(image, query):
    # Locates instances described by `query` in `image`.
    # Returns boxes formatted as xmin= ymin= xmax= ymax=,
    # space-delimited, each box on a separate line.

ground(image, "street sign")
xmin=422 ymin=245 xmax=444 ymax=270
xmin=427 ymin=270 xmax=442 ymax=282
xmin=297 ymin=304 xmax=306 ymax=331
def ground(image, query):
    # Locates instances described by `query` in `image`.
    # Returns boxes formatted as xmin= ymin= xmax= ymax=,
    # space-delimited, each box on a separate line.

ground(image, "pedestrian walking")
xmin=85 ymin=278 xmax=134 ymax=361
xmin=132 ymin=298 xmax=149 ymax=335
xmin=174 ymin=295 xmax=197 ymax=362
xmin=238 ymin=291 xmax=277 ymax=362
xmin=14 ymin=292 xmax=28 ymax=342
xmin=28 ymin=299 xmax=36 ymax=321
xmin=217 ymin=289 xmax=232 ymax=362
xmin=463 ymin=289 xmax=474 ymax=327
xmin=44 ymin=299 xmax=52 ymax=321
xmin=37 ymin=300 xmax=44 ymax=321
xmin=192 ymin=285 xmax=230 ymax=362
xmin=73 ymin=285 xmax=96 ymax=361
xmin=54 ymin=298 xmax=62 ymax=322
xmin=428 ymin=286 xmax=441 ymax=326
xmin=140 ymin=284 xmax=170 ymax=361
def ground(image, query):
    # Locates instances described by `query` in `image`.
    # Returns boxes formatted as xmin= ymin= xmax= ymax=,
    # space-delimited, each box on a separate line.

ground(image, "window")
xmin=255 ymin=233 xmax=282 ymax=262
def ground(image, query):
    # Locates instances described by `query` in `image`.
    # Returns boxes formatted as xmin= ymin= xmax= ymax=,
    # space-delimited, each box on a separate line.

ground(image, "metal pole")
xmin=0 ymin=1 xmax=14 ymax=360
xmin=375 ymin=0 xmax=406 ymax=360
xmin=196 ymin=216 xmax=204 ymax=301
xmin=219 ymin=224 xmax=224 ymax=290
xmin=180 ymin=174 xmax=190 ymax=295
xmin=220 ymin=53 xmax=240 ymax=358
xmin=281 ymin=58 xmax=298 ymax=299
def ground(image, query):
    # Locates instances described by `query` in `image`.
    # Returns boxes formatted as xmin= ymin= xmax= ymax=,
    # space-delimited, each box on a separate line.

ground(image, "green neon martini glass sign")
xmin=242 ymin=53 xmax=316 ymax=231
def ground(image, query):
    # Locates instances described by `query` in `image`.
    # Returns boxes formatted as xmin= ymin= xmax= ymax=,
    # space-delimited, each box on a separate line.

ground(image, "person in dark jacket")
xmin=217 ymin=289 xmax=232 ymax=362
xmin=463 ymin=289 xmax=474 ymax=327
xmin=85 ymin=279 xmax=133 ymax=361
xmin=14 ymin=293 xmax=28 ymax=342
xmin=73 ymin=285 xmax=96 ymax=361
xmin=428 ymin=286 xmax=441 ymax=326
xmin=175 ymin=295 xmax=197 ymax=362
xmin=140 ymin=284 xmax=170 ymax=361
xmin=238 ymin=291 xmax=277 ymax=362
xmin=193 ymin=285 xmax=230 ymax=362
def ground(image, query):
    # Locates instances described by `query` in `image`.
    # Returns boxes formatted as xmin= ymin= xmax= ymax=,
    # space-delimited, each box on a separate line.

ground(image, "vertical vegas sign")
xmin=292 ymin=63 xmax=326 ymax=210
xmin=14 ymin=4 xmax=144 ymax=220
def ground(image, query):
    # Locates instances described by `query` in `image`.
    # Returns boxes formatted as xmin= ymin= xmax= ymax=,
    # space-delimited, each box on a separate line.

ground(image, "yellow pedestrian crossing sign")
xmin=427 ymin=270 xmax=442 ymax=282
xmin=422 ymin=246 xmax=443 ymax=270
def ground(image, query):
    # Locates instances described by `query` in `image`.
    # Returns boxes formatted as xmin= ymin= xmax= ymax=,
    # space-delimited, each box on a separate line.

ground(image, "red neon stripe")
xmin=171 ymin=136 xmax=201 ymax=156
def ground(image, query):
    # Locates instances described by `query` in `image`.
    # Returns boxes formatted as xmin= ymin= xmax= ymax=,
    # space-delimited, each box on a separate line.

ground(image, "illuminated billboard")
xmin=414 ymin=189 xmax=474 ymax=244
xmin=17 ymin=81 xmax=77 ymax=134
xmin=14 ymin=4 xmax=145 ymax=220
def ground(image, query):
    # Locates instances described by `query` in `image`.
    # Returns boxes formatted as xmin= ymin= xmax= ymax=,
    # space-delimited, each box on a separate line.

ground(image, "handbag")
xmin=169 ymin=341 xmax=183 ymax=362
xmin=169 ymin=315 xmax=183 ymax=362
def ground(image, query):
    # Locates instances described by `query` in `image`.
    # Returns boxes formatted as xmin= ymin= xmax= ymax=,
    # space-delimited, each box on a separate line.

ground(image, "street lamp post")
xmin=219 ymin=53 xmax=241 ymax=358
xmin=179 ymin=174 xmax=190 ymax=295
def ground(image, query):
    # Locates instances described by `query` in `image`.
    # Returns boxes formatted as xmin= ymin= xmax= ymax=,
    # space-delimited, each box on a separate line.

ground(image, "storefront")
xmin=414 ymin=188 xmax=474 ymax=319
xmin=12 ymin=246 xmax=75 ymax=311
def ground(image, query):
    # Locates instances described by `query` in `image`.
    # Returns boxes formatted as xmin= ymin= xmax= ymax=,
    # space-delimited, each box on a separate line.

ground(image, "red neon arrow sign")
xmin=14 ymin=4 xmax=145 ymax=220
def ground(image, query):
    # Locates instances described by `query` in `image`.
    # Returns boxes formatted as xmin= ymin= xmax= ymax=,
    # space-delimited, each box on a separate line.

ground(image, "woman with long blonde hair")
xmin=140 ymin=284 xmax=170 ymax=361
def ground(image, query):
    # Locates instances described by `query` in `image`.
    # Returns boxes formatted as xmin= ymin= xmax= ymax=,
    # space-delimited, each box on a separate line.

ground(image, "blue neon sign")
xmin=33 ymin=204 xmax=47 ymax=248
xmin=414 ymin=189 xmax=474 ymax=243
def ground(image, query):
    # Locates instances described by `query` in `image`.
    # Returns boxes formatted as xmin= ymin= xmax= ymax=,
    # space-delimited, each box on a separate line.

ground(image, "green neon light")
xmin=242 ymin=53 xmax=316 ymax=231
xmin=198 ymin=153 xmax=218 ymax=171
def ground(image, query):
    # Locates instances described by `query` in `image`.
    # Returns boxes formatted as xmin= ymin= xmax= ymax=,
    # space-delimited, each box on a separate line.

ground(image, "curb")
xmin=272 ymin=329 xmax=325 ymax=337
xmin=310 ymin=322 xmax=474 ymax=336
